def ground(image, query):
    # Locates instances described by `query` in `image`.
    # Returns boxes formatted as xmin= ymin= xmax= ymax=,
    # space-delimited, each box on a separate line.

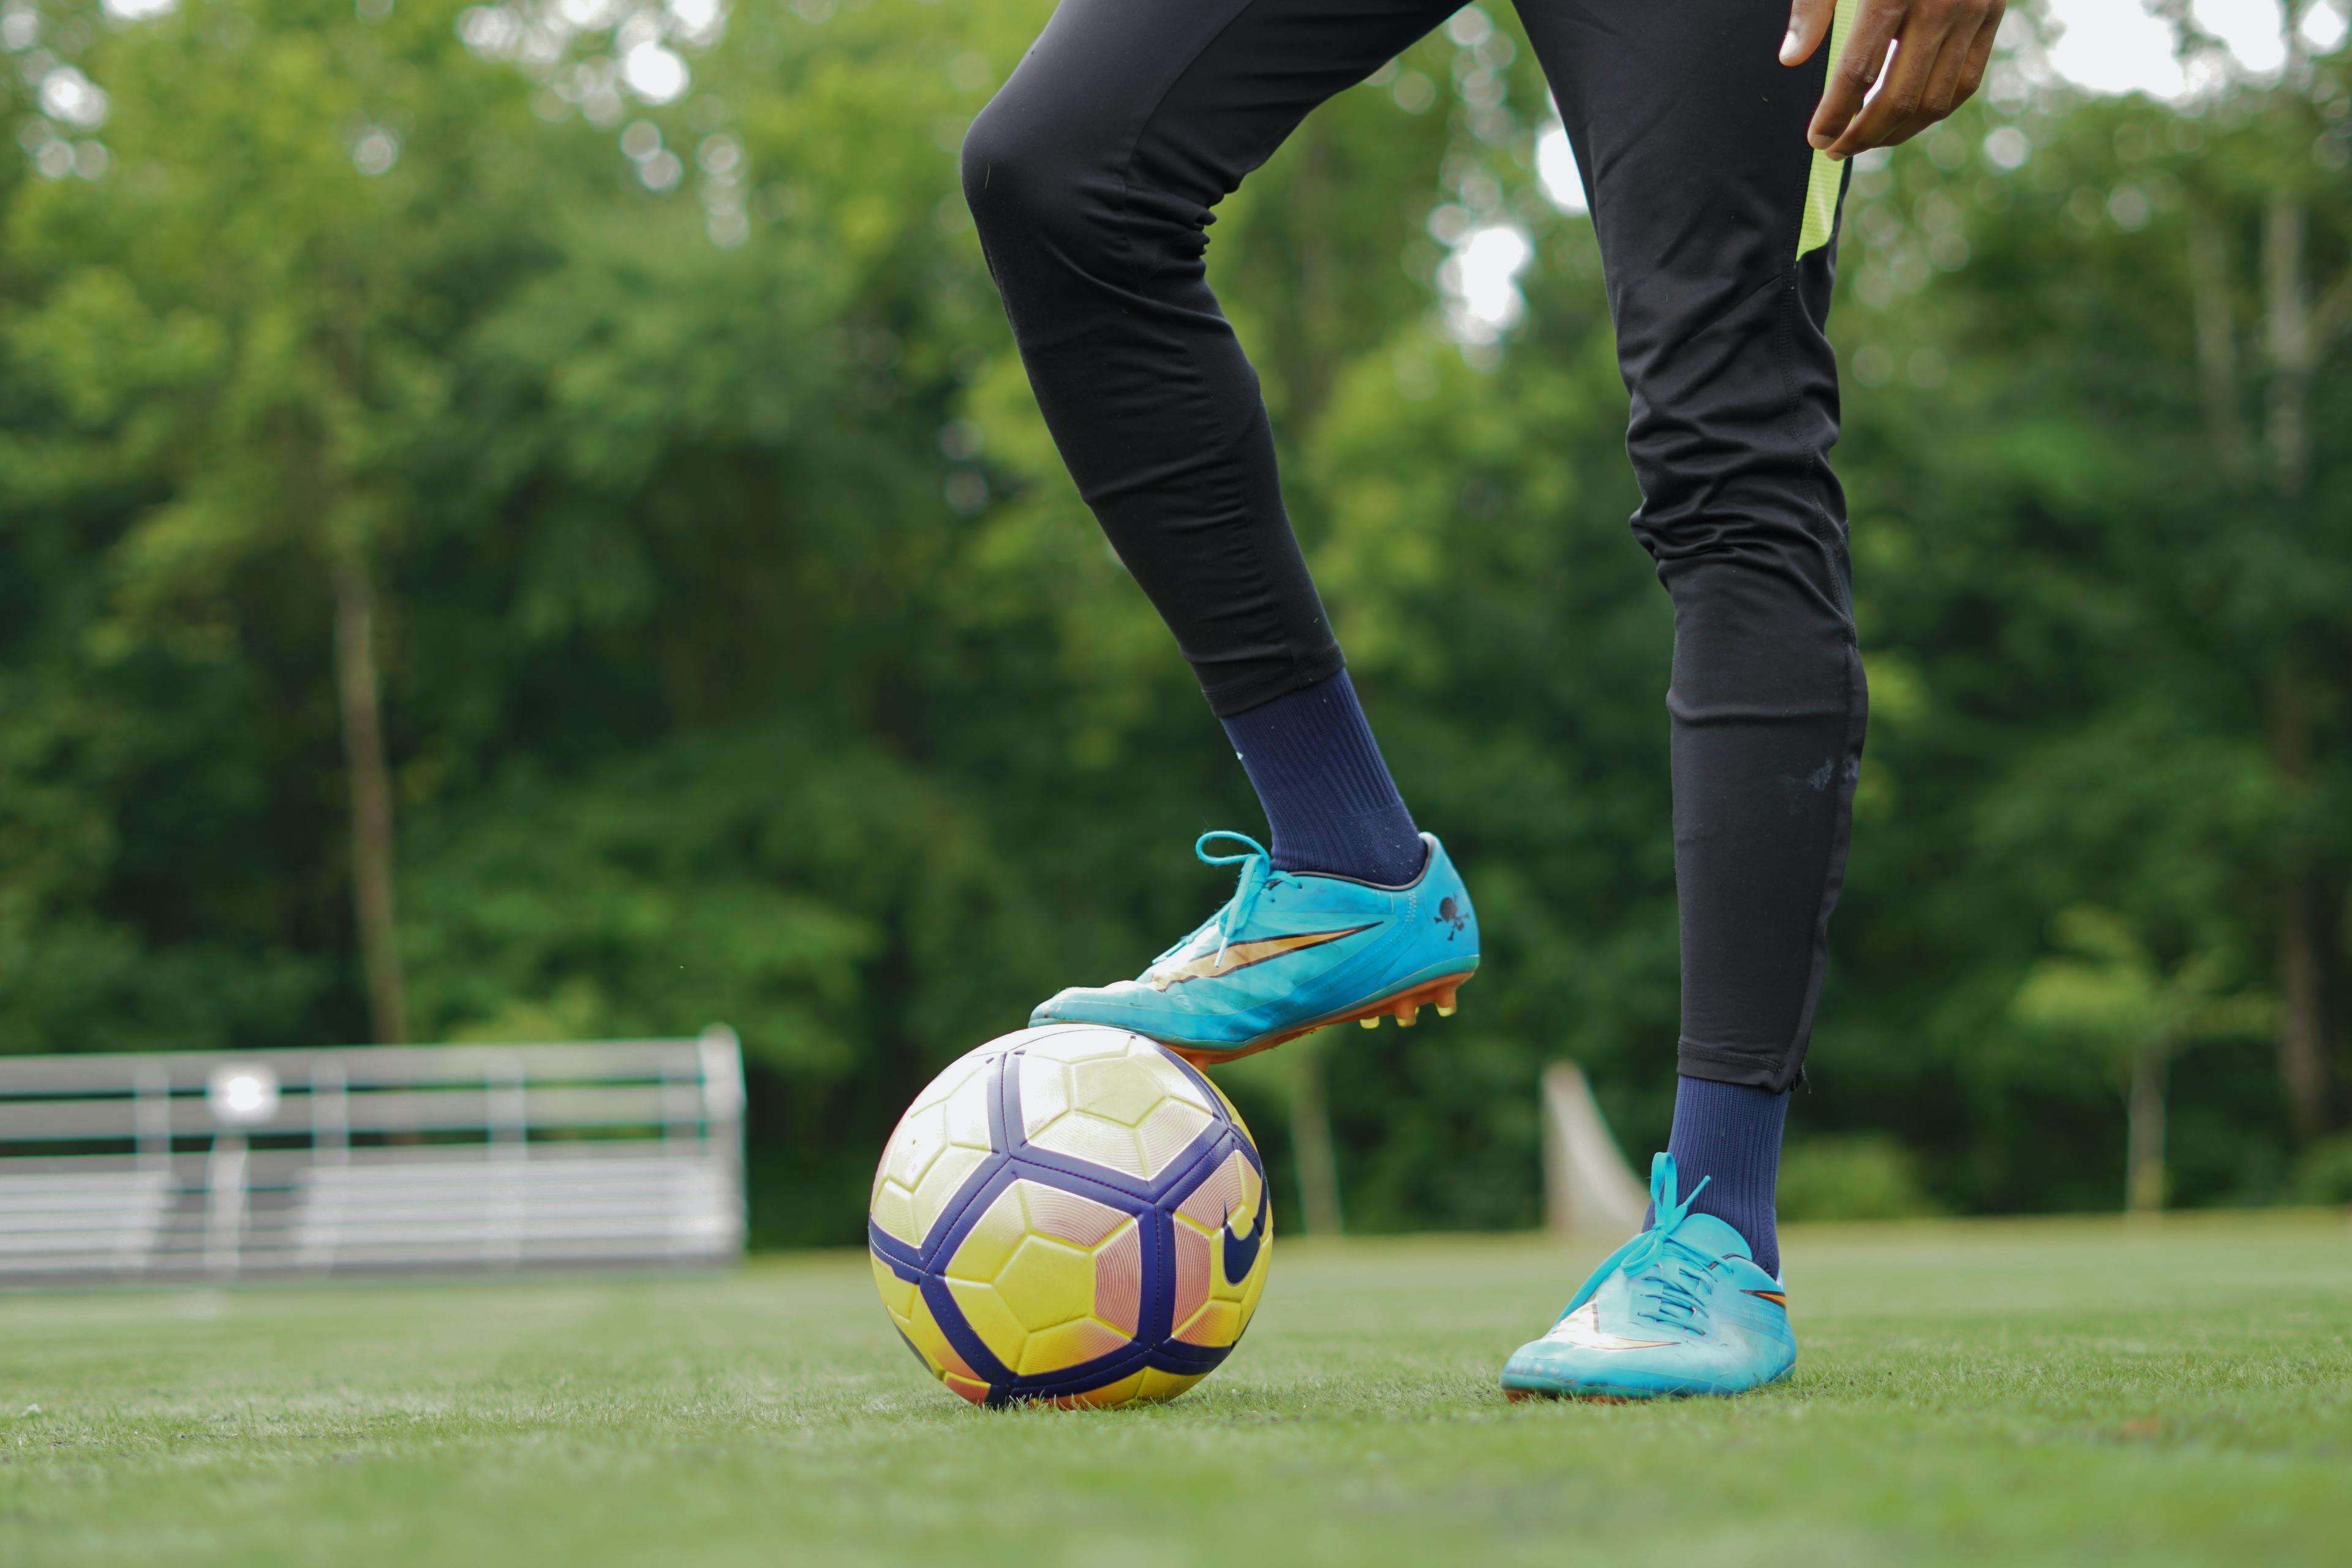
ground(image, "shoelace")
xmin=1616 ymin=1161 xmax=1719 ymax=1336
xmin=1152 ymin=831 xmax=1278 ymax=976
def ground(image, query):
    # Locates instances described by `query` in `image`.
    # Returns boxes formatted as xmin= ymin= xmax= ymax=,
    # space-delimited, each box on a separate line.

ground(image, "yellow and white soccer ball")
xmin=868 ymin=1025 xmax=1272 ymax=1407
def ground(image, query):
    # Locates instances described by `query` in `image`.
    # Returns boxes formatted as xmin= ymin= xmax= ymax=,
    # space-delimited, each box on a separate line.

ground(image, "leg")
xmin=965 ymin=0 xmax=1446 ymax=887
xmin=1524 ymin=0 xmax=1872 ymax=1278
xmin=1526 ymin=0 xmax=1865 ymax=1272
xmin=971 ymin=0 xmax=1481 ymax=1058
xmin=1521 ymin=0 xmax=1866 ymax=1106
xmin=1502 ymin=0 xmax=1863 ymax=1400
xmin=962 ymin=0 xmax=1450 ymax=717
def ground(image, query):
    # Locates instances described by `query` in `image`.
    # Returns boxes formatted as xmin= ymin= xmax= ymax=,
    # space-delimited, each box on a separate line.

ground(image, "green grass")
xmin=4 ymin=1214 xmax=2349 ymax=1566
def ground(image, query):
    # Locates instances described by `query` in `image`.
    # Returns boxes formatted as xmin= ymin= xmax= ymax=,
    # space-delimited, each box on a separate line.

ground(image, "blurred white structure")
xmin=1540 ymin=1061 xmax=1647 ymax=1238
xmin=0 ymin=1031 xmax=744 ymax=1284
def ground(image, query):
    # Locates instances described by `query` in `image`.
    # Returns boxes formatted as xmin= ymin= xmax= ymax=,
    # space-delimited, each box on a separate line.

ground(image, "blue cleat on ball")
xmin=1500 ymin=1152 xmax=1796 ymax=1401
xmin=1030 ymin=831 xmax=1479 ymax=1065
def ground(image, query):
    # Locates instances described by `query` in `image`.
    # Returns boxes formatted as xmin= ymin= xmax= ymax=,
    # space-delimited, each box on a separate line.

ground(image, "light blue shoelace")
xmin=1152 ymin=831 xmax=1276 ymax=974
xmin=1618 ymin=1161 xmax=1719 ymax=1335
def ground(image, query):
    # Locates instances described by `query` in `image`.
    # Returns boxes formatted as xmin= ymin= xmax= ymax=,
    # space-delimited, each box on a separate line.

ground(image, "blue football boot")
xmin=1500 ymin=1153 xmax=1795 ymax=1401
xmin=1030 ymin=831 xmax=1478 ymax=1064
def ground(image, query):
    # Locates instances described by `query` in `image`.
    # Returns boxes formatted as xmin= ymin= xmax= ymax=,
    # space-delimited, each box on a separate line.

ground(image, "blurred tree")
xmin=1815 ymin=20 xmax=2351 ymax=1205
xmin=3 ymin=0 xmax=591 ymax=1042
xmin=2162 ymin=2 xmax=2352 ymax=1138
xmin=2015 ymin=906 xmax=2270 ymax=1211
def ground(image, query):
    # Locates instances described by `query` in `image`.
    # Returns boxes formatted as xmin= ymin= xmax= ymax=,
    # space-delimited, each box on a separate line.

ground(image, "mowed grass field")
xmin=3 ymin=1214 xmax=2349 ymax=1567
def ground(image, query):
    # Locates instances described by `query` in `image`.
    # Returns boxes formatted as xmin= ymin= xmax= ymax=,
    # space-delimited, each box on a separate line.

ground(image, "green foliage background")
xmin=3 ymin=0 xmax=2348 ymax=1243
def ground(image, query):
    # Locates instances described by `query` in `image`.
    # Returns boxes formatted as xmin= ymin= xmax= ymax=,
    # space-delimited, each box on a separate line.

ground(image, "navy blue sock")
xmin=1662 ymin=1074 xmax=1790 ymax=1278
xmin=1219 ymin=670 xmax=1425 ymax=885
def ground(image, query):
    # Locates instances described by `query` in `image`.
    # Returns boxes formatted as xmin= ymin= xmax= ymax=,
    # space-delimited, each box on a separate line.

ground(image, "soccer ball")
xmin=868 ymin=1024 xmax=1272 ymax=1408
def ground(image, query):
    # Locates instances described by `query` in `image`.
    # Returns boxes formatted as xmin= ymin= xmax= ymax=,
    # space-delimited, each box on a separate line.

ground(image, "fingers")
xmin=1953 ymin=2 xmax=2004 ymax=104
xmin=1781 ymin=0 xmax=1836 ymax=66
xmin=1807 ymin=16 xmax=1895 ymax=152
xmin=1822 ymin=6 xmax=1964 ymax=160
xmin=1884 ymin=0 xmax=2003 ymax=145
xmin=1812 ymin=0 xmax=2008 ymax=160
xmin=1881 ymin=22 xmax=1979 ymax=146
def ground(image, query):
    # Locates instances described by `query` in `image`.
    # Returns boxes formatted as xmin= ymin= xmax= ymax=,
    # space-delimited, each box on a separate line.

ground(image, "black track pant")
xmin=963 ymin=0 xmax=1867 ymax=1092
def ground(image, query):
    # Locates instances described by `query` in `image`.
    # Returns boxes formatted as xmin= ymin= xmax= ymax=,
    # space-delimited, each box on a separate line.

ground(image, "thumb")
xmin=1781 ymin=0 xmax=1834 ymax=64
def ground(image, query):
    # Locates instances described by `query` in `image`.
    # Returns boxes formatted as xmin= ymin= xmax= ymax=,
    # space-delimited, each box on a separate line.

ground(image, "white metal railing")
xmin=0 ymin=1030 xmax=745 ymax=1284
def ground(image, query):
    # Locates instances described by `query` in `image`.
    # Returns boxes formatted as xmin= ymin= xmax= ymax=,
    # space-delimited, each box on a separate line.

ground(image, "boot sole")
xmin=1160 ymin=971 xmax=1476 ymax=1068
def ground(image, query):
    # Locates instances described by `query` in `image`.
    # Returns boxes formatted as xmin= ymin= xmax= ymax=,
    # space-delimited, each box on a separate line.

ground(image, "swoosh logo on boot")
xmin=1540 ymin=1302 xmax=1676 ymax=1352
xmin=1148 ymin=925 xmax=1376 ymax=991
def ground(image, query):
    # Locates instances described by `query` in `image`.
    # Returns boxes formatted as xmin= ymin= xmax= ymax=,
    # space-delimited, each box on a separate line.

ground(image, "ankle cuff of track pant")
xmin=1676 ymin=1040 xmax=1806 ymax=1095
xmin=1196 ymin=643 xmax=1348 ymax=720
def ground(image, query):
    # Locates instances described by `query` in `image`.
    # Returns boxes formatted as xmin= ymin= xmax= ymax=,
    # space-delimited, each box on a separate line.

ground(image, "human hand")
xmin=1782 ymin=0 xmax=2007 ymax=162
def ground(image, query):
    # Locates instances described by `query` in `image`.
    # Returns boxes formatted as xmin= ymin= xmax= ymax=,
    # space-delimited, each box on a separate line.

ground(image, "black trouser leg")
xmin=962 ymin=0 xmax=1457 ymax=717
xmin=1517 ymin=0 xmax=1866 ymax=1090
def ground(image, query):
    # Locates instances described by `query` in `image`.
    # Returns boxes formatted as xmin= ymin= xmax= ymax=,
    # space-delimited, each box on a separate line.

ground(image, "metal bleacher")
xmin=0 ymin=1030 xmax=745 ymax=1286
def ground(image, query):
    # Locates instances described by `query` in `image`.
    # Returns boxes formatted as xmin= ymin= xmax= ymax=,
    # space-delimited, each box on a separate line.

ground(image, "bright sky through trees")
xmin=2045 ymin=0 xmax=2341 ymax=95
xmin=1494 ymin=1 xmax=2346 ymax=335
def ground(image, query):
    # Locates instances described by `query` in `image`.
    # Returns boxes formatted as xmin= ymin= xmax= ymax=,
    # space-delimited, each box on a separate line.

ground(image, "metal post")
xmin=698 ymin=1026 xmax=746 ymax=1254
xmin=134 ymin=1062 xmax=170 ymax=1173
xmin=312 ymin=1059 xmax=349 ymax=1165
xmin=205 ymin=1134 xmax=247 ymax=1280
xmin=486 ymin=1056 xmax=527 ymax=1267
xmin=661 ymin=1063 xmax=696 ymax=1152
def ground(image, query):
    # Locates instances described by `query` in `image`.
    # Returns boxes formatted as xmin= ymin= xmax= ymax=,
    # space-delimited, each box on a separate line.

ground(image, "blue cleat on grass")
xmin=1030 ymin=831 xmax=1478 ymax=1064
xmin=1500 ymin=1152 xmax=1796 ymax=1401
